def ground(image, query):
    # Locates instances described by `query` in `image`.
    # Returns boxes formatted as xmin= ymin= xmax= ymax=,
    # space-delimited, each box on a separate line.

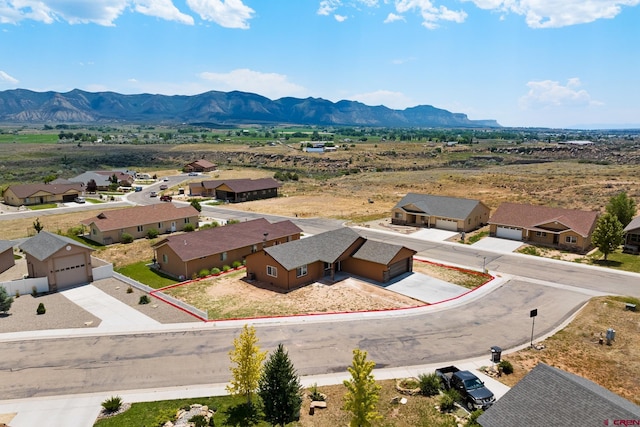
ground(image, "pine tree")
xmin=226 ymin=324 xmax=267 ymax=406
xmin=0 ymin=286 xmax=13 ymax=314
xmin=343 ymin=348 xmax=382 ymax=427
xmin=258 ymin=344 xmax=303 ymax=426
xmin=592 ymin=212 xmax=624 ymax=261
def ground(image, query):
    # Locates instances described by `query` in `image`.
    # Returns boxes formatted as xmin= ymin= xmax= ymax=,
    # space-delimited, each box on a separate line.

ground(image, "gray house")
xmin=478 ymin=363 xmax=640 ymax=427
xmin=623 ymin=215 xmax=640 ymax=254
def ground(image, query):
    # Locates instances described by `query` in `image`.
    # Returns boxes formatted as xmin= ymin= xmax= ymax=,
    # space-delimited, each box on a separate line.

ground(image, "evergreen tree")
xmin=0 ymin=286 xmax=13 ymax=314
xmin=343 ymin=348 xmax=382 ymax=427
xmin=258 ymin=344 xmax=303 ymax=426
xmin=592 ymin=213 xmax=624 ymax=261
xmin=226 ymin=324 xmax=267 ymax=406
xmin=606 ymin=192 xmax=637 ymax=228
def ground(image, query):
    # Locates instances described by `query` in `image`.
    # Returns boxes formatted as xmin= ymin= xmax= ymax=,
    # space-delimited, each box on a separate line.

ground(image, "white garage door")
xmin=53 ymin=254 xmax=89 ymax=289
xmin=496 ymin=226 xmax=523 ymax=241
xmin=436 ymin=219 xmax=458 ymax=231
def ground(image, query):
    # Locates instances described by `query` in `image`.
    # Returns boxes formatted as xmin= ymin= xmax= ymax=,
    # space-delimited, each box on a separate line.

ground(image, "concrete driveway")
xmin=411 ymin=228 xmax=459 ymax=241
xmin=382 ymin=271 xmax=469 ymax=303
xmin=472 ymin=237 xmax=524 ymax=253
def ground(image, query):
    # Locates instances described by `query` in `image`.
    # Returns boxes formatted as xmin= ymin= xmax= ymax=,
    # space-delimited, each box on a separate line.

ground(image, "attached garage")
xmin=496 ymin=226 xmax=523 ymax=241
xmin=388 ymin=258 xmax=410 ymax=279
xmin=436 ymin=218 xmax=458 ymax=231
xmin=53 ymin=253 xmax=90 ymax=289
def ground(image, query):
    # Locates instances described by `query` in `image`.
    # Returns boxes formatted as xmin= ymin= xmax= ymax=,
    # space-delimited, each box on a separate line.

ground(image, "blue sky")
xmin=0 ymin=1 xmax=639 ymax=129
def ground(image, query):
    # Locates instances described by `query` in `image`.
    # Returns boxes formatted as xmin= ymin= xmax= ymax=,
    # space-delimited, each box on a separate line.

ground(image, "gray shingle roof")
xmin=393 ymin=193 xmax=485 ymax=220
xmin=623 ymin=215 xmax=640 ymax=233
xmin=478 ymin=363 xmax=640 ymax=427
xmin=265 ymin=227 xmax=363 ymax=270
xmin=19 ymin=231 xmax=93 ymax=261
xmin=0 ymin=240 xmax=15 ymax=253
xmin=351 ymin=239 xmax=408 ymax=264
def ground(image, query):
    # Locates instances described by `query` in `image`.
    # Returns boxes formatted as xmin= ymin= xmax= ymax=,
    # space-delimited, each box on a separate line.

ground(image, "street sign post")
xmin=530 ymin=309 xmax=538 ymax=348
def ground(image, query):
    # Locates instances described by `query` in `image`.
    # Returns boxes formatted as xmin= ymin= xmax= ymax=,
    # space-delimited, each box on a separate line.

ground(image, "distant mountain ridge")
xmin=0 ymin=89 xmax=501 ymax=128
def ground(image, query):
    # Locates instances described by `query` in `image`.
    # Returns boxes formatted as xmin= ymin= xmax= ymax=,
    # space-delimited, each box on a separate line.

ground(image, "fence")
xmin=92 ymin=264 xmax=113 ymax=281
xmin=0 ymin=277 xmax=49 ymax=297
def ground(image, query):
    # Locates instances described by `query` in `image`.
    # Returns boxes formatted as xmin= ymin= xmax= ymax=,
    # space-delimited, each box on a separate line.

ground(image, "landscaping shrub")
xmin=439 ymin=389 xmax=460 ymax=412
xmin=36 ymin=302 xmax=46 ymax=315
xmin=126 ymin=286 xmax=133 ymax=294
xmin=66 ymin=225 xmax=84 ymax=236
xmin=138 ymin=295 xmax=150 ymax=305
xmin=146 ymin=228 xmax=159 ymax=239
xmin=101 ymin=396 xmax=123 ymax=413
xmin=0 ymin=286 xmax=13 ymax=314
xmin=232 ymin=260 xmax=242 ymax=268
xmin=498 ymin=360 xmax=514 ymax=375
xmin=418 ymin=372 xmax=441 ymax=396
xmin=467 ymin=409 xmax=483 ymax=426
xmin=198 ymin=269 xmax=210 ymax=278
xmin=226 ymin=219 xmax=240 ymax=225
xmin=31 ymin=285 xmax=38 ymax=296
xmin=309 ymin=383 xmax=326 ymax=401
xmin=222 ymin=265 xmax=231 ymax=272
xmin=121 ymin=233 xmax=134 ymax=244
xmin=189 ymin=414 xmax=208 ymax=427
xmin=211 ymin=267 xmax=221 ymax=275
xmin=183 ymin=223 xmax=195 ymax=232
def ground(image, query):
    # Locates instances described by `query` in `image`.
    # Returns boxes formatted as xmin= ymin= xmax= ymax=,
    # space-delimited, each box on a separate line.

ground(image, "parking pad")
xmin=410 ymin=228 xmax=459 ymax=241
xmin=383 ymin=272 xmax=469 ymax=304
xmin=471 ymin=237 xmax=523 ymax=253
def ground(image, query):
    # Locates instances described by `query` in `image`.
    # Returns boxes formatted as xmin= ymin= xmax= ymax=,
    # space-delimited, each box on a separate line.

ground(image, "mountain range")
xmin=0 ymin=89 xmax=500 ymax=128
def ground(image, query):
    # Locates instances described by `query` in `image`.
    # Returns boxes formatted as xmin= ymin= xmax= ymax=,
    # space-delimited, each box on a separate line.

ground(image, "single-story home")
xmin=622 ymin=216 xmax=640 ymax=254
xmin=3 ymin=183 xmax=84 ymax=206
xmin=488 ymin=202 xmax=598 ymax=253
xmin=81 ymin=204 xmax=200 ymax=245
xmin=189 ymin=178 xmax=281 ymax=203
xmin=477 ymin=363 xmax=640 ymax=427
xmin=391 ymin=193 xmax=491 ymax=232
xmin=0 ymin=240 xmax=15 ymax=274
xmin=245 ymin=227 xmax=417 ymax=291
xmin=19 ymin=231 xmax=94 ymax=292
xmin=153 ymin=218 xmax=302 ymax=280
xmin=184 ymin=159 xmax=217 ymax=173
xmin=68 ymin=170 xmax=135 ymax=190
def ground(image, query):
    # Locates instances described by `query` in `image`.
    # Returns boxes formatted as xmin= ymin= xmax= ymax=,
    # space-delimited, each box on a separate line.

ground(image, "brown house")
xmin=184 ymin=159 xmax=217 ymax=173
xmin=81 ymin=204 xmax=200 ymax=245
xmin=189 ymin=178 xmax=281 ymax=203
xmin=153 ymin=218 xmax=302 ymax=280
xmin=19 ymin=231 xmax=94 ymax=292
xmin=3 ymin=183 xmax=84 ymax=206
xmin=0 ymin=240 xmax=15 ymax=274
xmin=245 ymin=227 xmax=417 ymax=291
xmin=391 ymin=193 xmax=490 ymax=232
xmin=489 ymin=202 xmax=598 ymax=252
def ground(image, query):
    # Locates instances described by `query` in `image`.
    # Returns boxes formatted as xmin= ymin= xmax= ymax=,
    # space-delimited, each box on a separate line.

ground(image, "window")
xmin=287 ymin=236 xmax=292 ymax=242
xmin=158 ymin=222 xmax=162 ymax=228
xmin=468 ymin=218 xmax=471 ymax=224
xmin=162 ymin=254 xmax=168 ymax=263
xmin=184 ymin=218 xmax=190 ymax=224
xmin=220 ymin=252 xmax=227 ymax=261
xmin=267 ymin=265 xmax=277 ymax=277
xmin=536 ymin=231 xmax=547 ymax=237
xmin=137 ymin=225 xmax=143 ymax=232
xmin=394 ymin=212 xmax=402 ymax=219
xmin=296 ymin=265 xmax=308 ymax=277
xmin=565 ymin=236 xmax=577 ymax=244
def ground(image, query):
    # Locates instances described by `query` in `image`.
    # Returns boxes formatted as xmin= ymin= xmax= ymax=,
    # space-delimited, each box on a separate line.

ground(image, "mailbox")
xmin=490 ymin=346 xmax=502 ymax=363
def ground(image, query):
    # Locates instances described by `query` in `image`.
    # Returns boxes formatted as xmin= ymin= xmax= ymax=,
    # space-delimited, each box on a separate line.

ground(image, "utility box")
xmin=606 ymin=328 xmax=616 ymax=345
xmin=490 ymin=346 xmax=502 ymax=363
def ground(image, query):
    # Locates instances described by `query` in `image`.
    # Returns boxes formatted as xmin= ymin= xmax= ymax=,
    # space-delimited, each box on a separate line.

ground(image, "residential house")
xmin=245 ymin=227 xmax=417 ymax=291
xmin=184 ymin=159 xmax=217 ymax=173
xmin=189 ymin=178 xmax=281 ymax=203
xmin=623 ymin=216 xmax=640 ymax=254
xmin=2 ymin=183 xmax=84 ymax=206
xmin=69 ymin=170 xmax=135 ymax=190
xmin=477 ymin=363 xmax=640 ymax=427
xmin=81 ymin=204 xmax=200 ymax=245
xmin=19 ymin=231 xmax=94 ymax=292
xmin=152 ymin=218 xmax=302 ymax=280
xmin=488 ymin=202 xmax=598 ymax=252
xmin=391 ymin=193 xmax=490 ymax=232
xmin=0 ymin=240 xmax=15 ymax=274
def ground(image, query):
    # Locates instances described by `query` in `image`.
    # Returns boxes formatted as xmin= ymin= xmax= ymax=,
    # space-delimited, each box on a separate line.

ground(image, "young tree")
xmin=33 ymin=217 xmax=44 ymax=234
xmin=86 ymin=179 xmax=98 ymax=193
xmin=592 ymin=213 xmax=624 ymax=261
xmin=190 ymin=199 xmax=202 ymax=212
xmin=343 ymin=348 xmax=382 ymax=427
xmin=226 ymin=324 xmax=267 ymax=406
xmin=258 ymin=344 xmax=303 ymax=426
xmin=606 ymin=192 xmax=637 ymax=228
xmin=0 ymin=286 xmax=14 ymax=314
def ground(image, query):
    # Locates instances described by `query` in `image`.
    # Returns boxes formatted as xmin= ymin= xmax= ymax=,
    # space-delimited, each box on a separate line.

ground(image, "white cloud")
xmin=350 ymin=89 xmax=413 ymax=109
xmin=186 ymin=0 xmax=254 ymax=29
xmin=518 ymin=78 xmax=603 ymax=109
xmin=462 ymin=0 xmax=640 ymax=28
xmin=334 ymin=14 xmax=347 ymax=22
xmin=199 ymin=69 xmax=307 ymax=99
xmin=317 ymin=0 xmax=341 ymax=16
xmin=395 ymin=0 xmax=467 ymax=29
xmin=384 ymin=12 xmax=405 ymax=23
xmin=0 ymin=70 xmax=19 ymax=84
xmin=135 ymin=0 xmax=194 ymax=25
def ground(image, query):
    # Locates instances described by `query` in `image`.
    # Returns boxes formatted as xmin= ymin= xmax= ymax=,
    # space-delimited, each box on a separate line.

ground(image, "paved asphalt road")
xmin=2 ymin=176 xmax=640 ymax=400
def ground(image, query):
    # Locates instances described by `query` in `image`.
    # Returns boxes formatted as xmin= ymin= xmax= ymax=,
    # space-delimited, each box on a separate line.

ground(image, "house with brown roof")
xmin=189 ymin=178 xmax=281 ymax=203
xmin=152 ymin=218 xmax=302 ymax=280
xmin=488 ymin=202 xmax=598 ymax=252
xmin=244 ymin=227 xmax=417 ymax=291
xmin=69 ymin=170 xmax=135 ymax=190
xmin=3 ymin=183 xmax=84 ymax=206
xmin=184 ymin=159 xmax=217 ymax=173
xmin=391 ymin=193 xmax=490 ymax=232
xmin=81 ymin=204 xmax=200 ymax=245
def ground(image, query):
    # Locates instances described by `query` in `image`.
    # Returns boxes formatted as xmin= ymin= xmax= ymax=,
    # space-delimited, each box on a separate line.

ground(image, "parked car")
xmin=74 ymin=196 xmax=86 ymax=204
xmin=160 ymin=195 xmax=172 ymax=202
xmin=188 ymin=172 xmax=199 ymax=176
xmin=435 ymin=365 xmax=495 ymax=411
xmin=134 ymin=186 xmax=143 ymax=192
xmin=150 ymin=191 xmax=157 ymax=197
xmin=159 ymin=184 xmax=168 ymax=190
xmin=162 ymin=177 xmax=169 ymax=182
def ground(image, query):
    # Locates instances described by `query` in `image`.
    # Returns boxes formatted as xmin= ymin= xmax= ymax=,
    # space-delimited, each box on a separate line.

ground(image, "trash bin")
xmin=490 ymin=346 xmax=502 ymax=363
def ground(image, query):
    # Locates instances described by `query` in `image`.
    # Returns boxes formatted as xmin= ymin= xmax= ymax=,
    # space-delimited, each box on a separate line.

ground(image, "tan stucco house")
xmin=244 ymin=227 xmax=417 ymax=291
xmin=152 ymin=218 xmax=302 ymax=280
xmin=391 ymin=193 xmax=490 ymax=232
xmin=3 ymin=183 xmax=84 ymax=206
xmin=19 ymin=231 xmax=94 ymax=292
xmin=189 ymin=178 xmax=281 ymax=202
xmin=81 ymin=204 xmax=200 ymax=245
xmin=489 ymin=202 xmax=598 ymax=253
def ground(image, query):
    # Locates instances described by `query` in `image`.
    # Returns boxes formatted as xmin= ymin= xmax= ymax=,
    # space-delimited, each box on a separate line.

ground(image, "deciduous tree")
xmin=343 ymin=348 xmax=382 ymax=427
xmin=226 ymin=324 xmax=267 ymax=406
xmin=592 ymin=213 xmax=624 ymax=261
xmin=258 ymin=344 xmax=302 ymax=426
xmin=606 ymin=192 xmax=637 ymax=228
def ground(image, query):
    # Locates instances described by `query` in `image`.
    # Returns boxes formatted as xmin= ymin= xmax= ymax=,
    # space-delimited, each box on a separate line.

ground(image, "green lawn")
xmin=115 ymin=261 xmax=179 ymax=289
xmin=0 ymin=134 xmax=59 ymax=144
xmin=587 ymin=250 xmax=640 ymax=273
xmin=28 ymin=203 xmax=57 ymax=210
